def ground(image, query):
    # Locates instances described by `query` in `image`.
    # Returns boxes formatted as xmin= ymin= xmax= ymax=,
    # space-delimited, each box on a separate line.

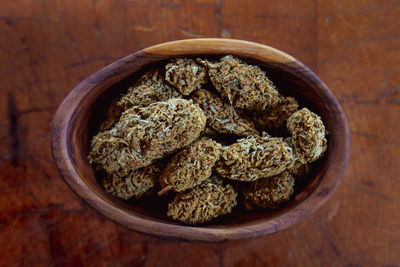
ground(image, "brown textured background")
xmin=1 ymin=0 xmax=399 ymax=266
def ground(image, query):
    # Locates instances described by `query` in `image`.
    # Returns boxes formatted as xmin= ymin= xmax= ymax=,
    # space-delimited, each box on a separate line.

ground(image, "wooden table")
xmin=1 ymin=1 xmax=399 ymax=266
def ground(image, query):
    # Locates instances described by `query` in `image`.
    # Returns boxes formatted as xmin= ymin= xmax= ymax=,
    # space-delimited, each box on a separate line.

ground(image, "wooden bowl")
xmin=51 ymin=38 xmax=350 ymax=242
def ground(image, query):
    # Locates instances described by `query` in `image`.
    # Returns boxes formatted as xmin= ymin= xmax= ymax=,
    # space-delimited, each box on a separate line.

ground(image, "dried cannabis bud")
xmin=192 ymin=89 xmax=259 ymax=136
xmin=198 ymin=55 xmax=280 ymax=111
xmin=283 ymin=137 xmax=310 ymax=178
xmin=287 ymin=108 xmax=327 ymax=163
xmin=214 ymin=134 xmax=295 ymax=181
xmin=117 ymin=98 xmax=206 ymax=162
xmin=119 ymin=70 xmax=181 ymax=109
xmin=167 ymin=175 xmax=237 ymax=224
xmin=165 ymin=58 xmax=208 ymax=95
xmin=159 ymin=138 xmax=222 ymax=194
xmin=100 ymin=70 xmax=181 ymax=130
xmin=103 ymin=165 xmax=161 ymax=200
xmin=242 ymin=171 xmax=295 ymax=210
xmin=88 ymin=128 xmax=136 ymax=177
xmin=253 ymin=96 xmax=299 ymax=130
xmin=89 ymin=98 xmax=206 ymax=174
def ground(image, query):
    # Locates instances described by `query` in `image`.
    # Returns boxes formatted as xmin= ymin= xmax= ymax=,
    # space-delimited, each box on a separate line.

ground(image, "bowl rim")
xmin=51 ymin=38 xmax=350 ymax=242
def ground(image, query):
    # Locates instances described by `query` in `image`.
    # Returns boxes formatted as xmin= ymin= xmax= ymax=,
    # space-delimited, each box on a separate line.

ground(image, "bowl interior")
xmin=79 ymin=56 xmax=329 ymax=225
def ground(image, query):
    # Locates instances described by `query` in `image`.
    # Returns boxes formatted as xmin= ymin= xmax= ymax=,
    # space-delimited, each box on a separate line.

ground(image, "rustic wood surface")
xmin=1 ymin=0 xmax=399 ymax=266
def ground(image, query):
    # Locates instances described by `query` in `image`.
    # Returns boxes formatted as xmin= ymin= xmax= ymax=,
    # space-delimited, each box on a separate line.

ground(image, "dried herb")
xmin=167 ymin=175 xmax=237 ymax=224
xmin=103 ymin=165 xmax=161 ymax=200
xmin=100 ymin=70 xmax=181 ymax=130
xmin=192 ymin=89 xmax=259 ymax=136
xmin=89 ymin=98 xmax=206 ymax=175
xmin=284 ymin=137 xmax=310 ymax=178
xmin=165 ymin=58 xmax=208 ymax=95
xmin=242 ymin=171 xmax=295 ymax=210
xmin=287 ymin=108 xmax=327 ymax=163
xmin=214 ymin=133 xmax=295 ymax=181
xmin=88 ymin=128 xmax=135 ymax=177
xmin=159 ymin=137 xmax=222 ymax=194
xmin=198 ymin=55 xmax=280 ymax=111
xmin=253 ymin=96 xmax=299 ymax=130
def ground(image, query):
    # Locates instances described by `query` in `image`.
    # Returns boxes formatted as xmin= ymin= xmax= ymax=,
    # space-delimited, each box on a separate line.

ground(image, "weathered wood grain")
xmin=1 ymin=0 xmax=399 ymax=266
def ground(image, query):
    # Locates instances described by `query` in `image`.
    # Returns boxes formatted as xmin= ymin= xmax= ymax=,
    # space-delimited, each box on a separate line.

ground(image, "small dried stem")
xmin=158 ymin=185 xmax=173 ymax=196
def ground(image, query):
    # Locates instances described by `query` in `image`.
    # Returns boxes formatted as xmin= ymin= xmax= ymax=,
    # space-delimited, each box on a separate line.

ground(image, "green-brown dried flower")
xmin=165 ymin=58 xmax=208 ymax=95
xmin=88 ymin=128 xmax=137 ymax=177
xmin=167 ymin=176 xmax=237 ymax=224
xmin=287 ymin=108 xmax=327 ymax=163
xmin=214 ymin=134 xmax=295 ymax=181
xmin=103 ymin=164 xmax=161 ymax=200
xmin=253 ymin=96 xmax=299 ymax=130
xmin=191 ymin=89 xmax=259 ymax=136
xmin=243 ymin=171 xmax=295 ymax=209
xmin=198 ymin=55 xmax=280 ymax=111
xmin=159 ymin=138 xmax=222 ymax=194
xmin=283 ymin=137 xmax=311 ymax=178
xmin=100 ymin=70 xmax=181 ymax=130
xmin=89 ymin=99 xmax=206 ymax=174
